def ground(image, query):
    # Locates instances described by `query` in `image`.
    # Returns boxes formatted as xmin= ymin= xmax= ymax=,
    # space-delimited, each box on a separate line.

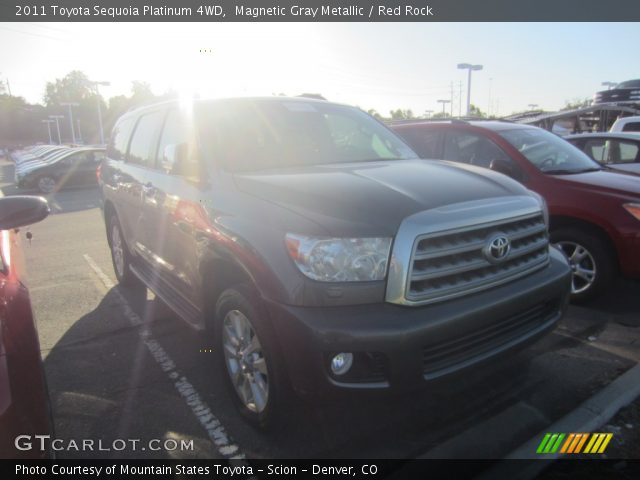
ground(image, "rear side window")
xmin=127 ymin=111 xmax=166 ymax=168
xmin=622 ymin=122 xmax=640 ymax=133
xmin=583 ymin=139 xmax=606 ymax=162
xmin=107 ymin=117 xmax=135 ymax=161
xmin=156 ymin=110 xmax=201 ymax=179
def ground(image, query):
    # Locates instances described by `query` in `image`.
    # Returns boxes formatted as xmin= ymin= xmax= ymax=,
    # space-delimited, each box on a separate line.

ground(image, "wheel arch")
xmin=549 ymin=215 xmax=619 ymax=270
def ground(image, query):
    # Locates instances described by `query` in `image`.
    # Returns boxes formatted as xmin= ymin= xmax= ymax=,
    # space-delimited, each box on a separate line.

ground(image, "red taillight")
xmin=96 ymin=163 xmax=102 ymax=183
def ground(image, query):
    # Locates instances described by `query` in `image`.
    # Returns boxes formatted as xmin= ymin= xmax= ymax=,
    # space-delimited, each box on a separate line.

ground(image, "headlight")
xmin=285 ymin=234 xmax=392 ymax=282
xmin=623 ymin=203 xmax=640 ymax=222
xmin=530 ymin=191 xmax=549 ymax=226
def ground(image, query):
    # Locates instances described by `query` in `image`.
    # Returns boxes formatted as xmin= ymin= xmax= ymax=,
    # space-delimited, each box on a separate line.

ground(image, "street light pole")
xmin=437 ymin=99 xmax=451 ymax=115
xmin=49 ymin=115 xmax=64 ymax=144
xmin=528 ymin=103 xmax=539 ymax=111
xmin=89 ymin=80 xmax=110 ymax=145
xmin=60 ymin=102 xmax=79 ymax=144
xmin=601 ymin=81 xmax=617 ymax=90
xmin=457 ymin=63 xmax=483 ymax=116
xmin=41 ymin=119 xmax=53 ymax=143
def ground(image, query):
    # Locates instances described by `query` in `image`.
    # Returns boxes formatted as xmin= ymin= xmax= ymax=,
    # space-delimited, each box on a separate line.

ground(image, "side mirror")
xmin=490 ymin=158 xmax=515 ymax=177
xmin=0 ymin=196 xmax=50 ymax=230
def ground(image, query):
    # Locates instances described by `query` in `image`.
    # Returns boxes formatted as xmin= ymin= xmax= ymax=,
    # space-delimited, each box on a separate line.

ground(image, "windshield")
xmin=197 ymin=99 xmax=418 ymax=172
xmin=616 ymin=79 xmax=640 ymax=89
xmin=499 ymin=128 xmax=602 ymax=174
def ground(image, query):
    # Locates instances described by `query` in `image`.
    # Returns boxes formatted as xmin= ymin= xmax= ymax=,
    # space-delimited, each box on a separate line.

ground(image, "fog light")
xmin=330 ymin=353 xmax=353 ymax=375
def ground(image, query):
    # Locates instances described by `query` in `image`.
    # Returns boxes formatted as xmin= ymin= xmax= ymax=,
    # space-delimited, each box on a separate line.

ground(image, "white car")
xmin=610 ymin=116 xmax=640 ymax=134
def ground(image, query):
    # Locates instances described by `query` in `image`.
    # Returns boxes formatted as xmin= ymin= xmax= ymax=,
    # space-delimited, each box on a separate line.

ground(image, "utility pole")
xmin=459 ymin=81 xmax=463 ymax=117
xmin=450 ymin=82 xmax=454 ymax=117
xmin=488 ymin=78 xmax=493 ymax=117
xmin=49 ymin=115 xmax=64 ymax=144
xmin=60 ymin=102 xmax=79 ymax=144
xmin=41 ymin=119 xmax=53 ymax=143
xmin=457 ymin=63 xmax=483 ymax=116
xmin=88 ymin=80 xmax=110 ymax=144
xmin=5 ymin=78 xmax=11 ymax=96
xmin=76 ymin=119 xmax=83 ymax=144
xmin=437 ymin=99 xmax=451 ymax=115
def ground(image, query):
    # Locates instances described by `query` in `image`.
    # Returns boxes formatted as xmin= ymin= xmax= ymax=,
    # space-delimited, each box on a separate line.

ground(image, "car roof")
xmin=119 ymin=96 xmax=343 ymax=121
xmin=392 ymin=119 xmax=535 ymax=132
xmin=564 ymin=132 xmax=640 ymax=141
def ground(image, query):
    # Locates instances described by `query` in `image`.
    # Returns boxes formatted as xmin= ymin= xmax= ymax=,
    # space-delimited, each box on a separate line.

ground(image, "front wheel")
xmin=37 ymin=176 xmax=57 ymax=194
xmin=214 ymin=285 xmax=287 ymax=429
xmin=551 ymin=227 xmax=614 ymax=303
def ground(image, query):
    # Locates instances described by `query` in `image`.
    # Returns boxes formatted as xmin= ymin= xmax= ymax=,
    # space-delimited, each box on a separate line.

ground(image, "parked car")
xmin=16 ymin=148 xmax=106 ymax=194
xmin=11 ymin=145 xmax=68 ymax=165
xmin=565 ymin=132 xmax=640 ymax=175
xmin=0 ymin=194 xmax=52 ymax=458
xmin=392 ymin=120 xmax=640 ymax=302
xmin=101 ymin=98 xmax=571 ymax=428
xmin=610 ymin=115 xmax=640 ymax=134
xmin=594 ymin=79 xmax=640 ymax=105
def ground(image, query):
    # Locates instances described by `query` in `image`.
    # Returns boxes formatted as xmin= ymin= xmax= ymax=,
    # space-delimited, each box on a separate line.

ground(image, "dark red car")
xmin=0 ymin=195 xmax=51 ymax=458
xmin=392 ymin=120 xmax=640 ymax=302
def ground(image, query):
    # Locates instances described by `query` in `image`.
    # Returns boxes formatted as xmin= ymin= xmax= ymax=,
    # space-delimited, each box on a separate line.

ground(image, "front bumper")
xmin=267 ymin=247 xmax=571 ymax=396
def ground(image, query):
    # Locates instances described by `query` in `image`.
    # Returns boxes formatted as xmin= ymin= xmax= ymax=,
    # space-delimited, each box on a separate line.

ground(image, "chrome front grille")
xmin=406 ymin=213 xmax=549 ymax=304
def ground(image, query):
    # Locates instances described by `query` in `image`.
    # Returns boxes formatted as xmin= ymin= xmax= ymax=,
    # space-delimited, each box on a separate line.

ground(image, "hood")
xmin=233 ymin=159 xmax=530 ymax=235
xmin=552 ymin=169 xmax=640 ymax=198
xmin=607 ymin=164 xmax=640 ymax=176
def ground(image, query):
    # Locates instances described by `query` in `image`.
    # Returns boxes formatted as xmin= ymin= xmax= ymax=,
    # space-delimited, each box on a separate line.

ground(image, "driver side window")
xmin=444 ymin=131 xmax=513 ymax=169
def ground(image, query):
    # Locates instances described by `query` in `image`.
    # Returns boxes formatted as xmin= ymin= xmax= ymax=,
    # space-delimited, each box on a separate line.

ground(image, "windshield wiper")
xmin=543 ymin=167 xmax=602 ymax=175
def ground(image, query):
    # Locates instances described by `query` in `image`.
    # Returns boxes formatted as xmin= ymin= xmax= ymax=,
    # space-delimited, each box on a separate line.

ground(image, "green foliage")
xmin=389 ymin=109 xmax=415 ymax=120
xmin=561 ymin=98 xmax=592 ymax=111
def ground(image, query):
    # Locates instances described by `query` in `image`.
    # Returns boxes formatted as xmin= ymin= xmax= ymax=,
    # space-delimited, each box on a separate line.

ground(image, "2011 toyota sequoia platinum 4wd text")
xmin=99 ymin=97 xmax=571 ymax=427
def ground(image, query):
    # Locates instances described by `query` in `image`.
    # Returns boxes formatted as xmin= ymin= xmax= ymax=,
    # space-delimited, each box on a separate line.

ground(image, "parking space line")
xmin=83 ymin=254 xmax=244 ymax=459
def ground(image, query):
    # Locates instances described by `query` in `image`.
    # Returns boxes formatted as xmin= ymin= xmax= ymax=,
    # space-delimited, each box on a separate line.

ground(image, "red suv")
xmin=0 ymin=195 xmax=52 ymax=458
xmin=393 ymin=120 xmax=640 ymax=302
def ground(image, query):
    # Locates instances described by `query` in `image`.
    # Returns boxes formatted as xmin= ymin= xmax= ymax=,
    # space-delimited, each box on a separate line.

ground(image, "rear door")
xmin=106 ymin=110 xmax=165 ymax=261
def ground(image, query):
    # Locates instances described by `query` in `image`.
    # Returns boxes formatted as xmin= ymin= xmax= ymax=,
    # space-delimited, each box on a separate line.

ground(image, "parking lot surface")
xmin=1 ymin=157 xmax=638 ymax=459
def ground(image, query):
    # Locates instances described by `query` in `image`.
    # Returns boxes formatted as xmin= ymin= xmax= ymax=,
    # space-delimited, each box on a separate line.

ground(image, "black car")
xmin=565 ymin=132 xmax=640 ymax=175
xmin=16 ymin=148 xmax=105 ymax=194
xmin=594 ymin=79 xmax=640 ymax=104
xmin=100 ymin=97 xmax=570 ymax=428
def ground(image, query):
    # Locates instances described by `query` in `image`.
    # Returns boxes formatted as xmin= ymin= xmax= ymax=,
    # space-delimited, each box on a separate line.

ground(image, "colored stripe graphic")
xmin=537 ymin=433 xmax=565 ymax=454
xmin=584 ymin=433 xmax=613 ymax=454
xmin=539 ymin=433 xmax=613 ymax=455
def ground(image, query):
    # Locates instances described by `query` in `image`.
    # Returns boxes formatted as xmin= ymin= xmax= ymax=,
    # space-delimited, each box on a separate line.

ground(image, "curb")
xmin=478 ymin=362 xmax=640 ymax=479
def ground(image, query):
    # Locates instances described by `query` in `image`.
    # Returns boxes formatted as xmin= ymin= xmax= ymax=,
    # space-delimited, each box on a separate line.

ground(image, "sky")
xmin=0 ymin=22 xmax=638 ymax=116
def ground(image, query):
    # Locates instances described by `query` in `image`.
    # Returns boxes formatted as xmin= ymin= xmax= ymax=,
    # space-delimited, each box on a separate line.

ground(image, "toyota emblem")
xmin=484 ymin=234 xmax=511 ymax=263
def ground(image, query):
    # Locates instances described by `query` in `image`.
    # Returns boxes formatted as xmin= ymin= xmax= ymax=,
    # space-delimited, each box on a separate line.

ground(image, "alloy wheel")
xmin=222 ymin=309 xmax=269 ymax=413
xmin=554 ymin=241 xmax=596 ymax=294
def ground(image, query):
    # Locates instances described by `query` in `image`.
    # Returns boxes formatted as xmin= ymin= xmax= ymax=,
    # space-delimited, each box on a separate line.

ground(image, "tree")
xmin=389 ymin=109 xmax=415 ymax=120
xmin=367 ymin=108 xmax=382 ymax=120
xmin=562 ymin=98 xmax=592 ymax=111
xmin=469 ymin=104 xmax=487 ymax=118
xmin=43 ymin=70 xmax=95 ymax=106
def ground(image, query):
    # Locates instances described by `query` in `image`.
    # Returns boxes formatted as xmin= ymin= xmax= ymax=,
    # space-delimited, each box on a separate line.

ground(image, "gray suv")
xmin=100 ymin=97 xmax=571 ymax=428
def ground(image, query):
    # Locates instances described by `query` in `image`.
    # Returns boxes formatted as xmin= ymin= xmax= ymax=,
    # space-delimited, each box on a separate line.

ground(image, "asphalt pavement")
xmin=1 ymin=158 xmax=638 ymax=460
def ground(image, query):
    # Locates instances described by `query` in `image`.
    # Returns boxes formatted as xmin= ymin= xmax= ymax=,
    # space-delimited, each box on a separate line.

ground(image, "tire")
xmin=551 ymin=227 xmax=615 ymax=303
xmin=37 ymin=175 xmax=57 ymax=194
xmin=214 ymin=284 xmax=287 ymax=429
xmin=107 ymin=213 xmax=140 ymax=287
